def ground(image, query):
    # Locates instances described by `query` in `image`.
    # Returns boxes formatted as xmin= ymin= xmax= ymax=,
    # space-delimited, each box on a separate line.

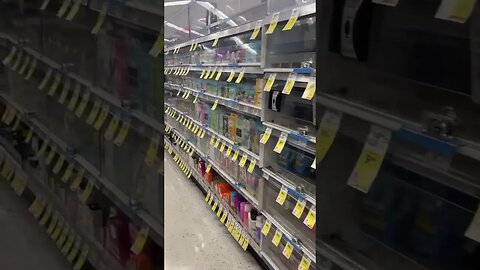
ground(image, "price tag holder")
xmin=247 ymin=159 xmax=256 ymax=173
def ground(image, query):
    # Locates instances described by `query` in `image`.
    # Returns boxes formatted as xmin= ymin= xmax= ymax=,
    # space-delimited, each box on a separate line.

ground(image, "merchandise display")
xmin=164 ymin=1 xmax=317 ymax=270
xmin=0 ymin=1 xmax=163 ymax=269
xmin=315 ymin=1 xmax=480 ymax=270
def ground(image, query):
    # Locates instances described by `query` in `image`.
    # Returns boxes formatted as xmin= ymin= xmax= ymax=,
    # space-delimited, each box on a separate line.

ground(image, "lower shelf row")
xmin=164 ymin=137 xmax=314 ymax=270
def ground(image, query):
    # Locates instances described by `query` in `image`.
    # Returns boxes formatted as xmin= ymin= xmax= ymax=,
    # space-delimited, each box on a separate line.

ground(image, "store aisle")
xmin=164 ymin=156 xmax=263 ymax=270
xmin=0 ymin=181 xmax=70 ymax=270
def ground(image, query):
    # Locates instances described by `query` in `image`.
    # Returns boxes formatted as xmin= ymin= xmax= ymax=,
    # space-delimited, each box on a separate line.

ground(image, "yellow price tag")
xmin=145 ymin=134 xmax=160 ymax=165
xmin=276 ymin=185 xmax=288 ymax=205
xmin=215 ymin=69 xmax=223 ymax=81
xmin=70 ymin=168 xmax=84 ymax=191
xmin=74 ymin=91 xmax=91 ymax=117
xmin=56 ymin=225 xmax=70 ymax=247
xmin=260 ymin=127 xmax=272 ymax=144
xmin=91 ymin=3 xmax=107 ymax=34
xmin=264 ymin=73 xmax=276 ymax=92
xmin=93 ymin=104 xmax=110 ymax=130
xmin=51 ymin=217 xmax=64 ymax=240
xmin=274 ymin=132 xmax=288 ymax=154
xmin=347 ymin=126 xmax=391 ymax=193
xmin=61 ymin=163 xmax=74 ymax=183
xmin=66 ymin=0 xmax=82 ymax=21
xmin=25 ymin=59 xmax=37 ymax=80
xmin=214 ymin=138 xmax=221 ymax=148
xmin=219 ymin=143 xmax=225 ymax=152
xmin=46 ymin=211 xmax=60 ymax=235
xmin=57 ymin=0 xmax=72 ymax=18
xmin=292 ymin=199 xmax=306 ymax=219
xmin=211 ymin=201 xmax=218 ymax=211
xmin=262 ymin=220 xmax=272 ymax=236
xmin=131 ymin=227 xmax=149 ymax=255
xmin=85 ymin=99 xmax=100 ymax=124
xmin=25 ymin=127 xmax=34 ymax=144
xmin=220 ymin=211 xmax=227 ymax=223
xmin=200 ymin=69 xmax=206 ymax=78
xmin=272 ymin=229 xmax=283 ymax=246
xmin=67 ymin=240 xmax=80 ymax=263
xmin=303 ymin=207 xmax=316 ymax=229
xmin=79 ymin=179 xmax=94 ymax=203
xmin=206 ymin=164 xmax=212 ymax=173
xmin=266 ymin=12 xmax=280 ymax=34
xmin=67 ymin=82 xmax=81 ymax=111
xmin=204 ymin=68 xmax=211 ymax=79
xmin=250 ymin=20 xmax=262 ymax=40
xmin=28 ymin=196 xmax=46 ymax=219
xmin=242 ymin=237 xmax=249 ymax=250
xmin=11 ymin=51 xmax=23 ymax=71
xmin=235 ymin=68 xmax=245 ymax=84
xmin=225 ymin=147 xmax=232 ymax=157
xmin=104 ymin=113 xmax=120 ymax=141
xmin=299 ymin=256 xmax=312 ymax=270
xmin=282 ymin=9 xmax=300 ymax=31
xmin=38 ymin=68 xmax=53 ymax=90
xmin=18 ymin=55 xmax=31 ymax=76
xmin=72 ymin=245 xmax=89 ymax=270
xmin=212 ymin=36 xmax=219 ymax=47
xmin=2 ymin=46 xmax=17 ymax=65
xmin=208 ymin=195 xmax=214 ymax=205
xmin=435 ymin=0 xmax=476 ymax=23
xmin=282 ymin=242 xmax=294 ymax=259
xmin=45 ymin=146 xmax=57 ymax=165
xmin=52 ymin=155 xmax=65 ymax=175
xmin=39 ymin=204 xmax=52 ymax=226
xmin=239 ymin=154 xmax=248 ymax=167
xmin=149 ymin=32 xmax=164 ymax=57
xmin=232 ymin=150 xmax=239 ymax=161
xmin=209 ymin=68 xmax=217 ymax=79
xmin=247 ymin=159 xmax=256 ymax=173
xmin=226 ymin=71 xmax=235 ymax=82
xmin=200 ymin=130 xmax=206 ymax=138
xmin=205 ymin=192 xmax=211 ymax=202
xmin=48 ymin=72 xmax=62 ymax=96
xmin=302 ymin=79 xmax=316 ymax=100
xmin=61 ymin=233 xmax=75 ymax=255
xmin=112 ymin=119 xmax=130 ymax=146
xmin=58 ymin=78 xmax=71 ymax=104
xmin=282 ymin=73 xmax=297 ymax=94
xmin=317 ymin=110 xmax=342 ymax=162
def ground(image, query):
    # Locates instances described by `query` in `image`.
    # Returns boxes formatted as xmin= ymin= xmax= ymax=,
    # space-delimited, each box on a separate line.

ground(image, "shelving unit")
xmin=0 ymin=0 xmax=164 ymax=269
xmin=164 ymin=2 xmax=317 ymax=270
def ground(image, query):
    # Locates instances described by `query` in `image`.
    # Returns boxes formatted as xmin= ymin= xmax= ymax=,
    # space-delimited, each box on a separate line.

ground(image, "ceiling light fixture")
xmin=165 ymin=0 xmax=191 ymax=7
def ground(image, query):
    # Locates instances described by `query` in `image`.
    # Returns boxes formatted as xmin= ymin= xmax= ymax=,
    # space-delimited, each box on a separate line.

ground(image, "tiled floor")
xmin=164 ymin=156 xmax=263 ymax=270
xmin=0 ymin=180 xmax=70 ymax=270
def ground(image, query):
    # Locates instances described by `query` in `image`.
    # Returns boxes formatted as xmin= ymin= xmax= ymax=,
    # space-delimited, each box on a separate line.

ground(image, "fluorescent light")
xmin=196 ymin=1 xmax=238 ymax=27
xmin=165 ymin=21 xmax=205 ymax=36
xmin=239 ymin=16 xmax=247 ymax=21
xmin=165 ymin=0 xmax=191 ymax=7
